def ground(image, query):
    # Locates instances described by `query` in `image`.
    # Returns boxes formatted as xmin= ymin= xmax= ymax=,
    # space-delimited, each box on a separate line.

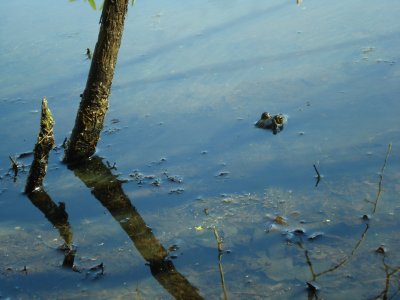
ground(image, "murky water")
xmin=1 ymin=0 xmax=400 ymax=299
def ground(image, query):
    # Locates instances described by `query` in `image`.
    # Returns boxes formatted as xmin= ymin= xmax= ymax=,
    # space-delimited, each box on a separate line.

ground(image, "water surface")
xmin=1 ymin=0 xmax=400 ymax=299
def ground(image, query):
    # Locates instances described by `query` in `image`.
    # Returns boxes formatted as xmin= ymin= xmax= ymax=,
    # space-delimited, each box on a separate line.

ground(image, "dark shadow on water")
xmin=5 ymin=4 xmax=399 ymax=102
xmin=27 ymin=189 xmax=76 ymax=268
xmin=68 ymin=156 xmax=203 ymax=300
xmin=27 ymin=190 xmax=72 ymax=245
xmin=120 ymin=2 xmax=288 ymax=66
xmin=0 ymin=3 xmax=287 ymax=101
xmin=116 ymin=31 xmax=400 ymax=89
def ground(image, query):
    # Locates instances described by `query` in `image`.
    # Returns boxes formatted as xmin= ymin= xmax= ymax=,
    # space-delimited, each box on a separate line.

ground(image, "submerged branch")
xmin=299 ymin=243 xmax=317 ymax=281
xmin=302 ymin=143 xmax=393 ymax=289
xmin=369 ymin=256 xmax=400 ymax=300
xmin=213 ymin=227 xmax=223 ymax=253
xmin=372 ymin=143 xmax=392 ymax=213
xmin=213 ymin=227 xmax=228 ymax=300
xmin=314 ymin=224 xmax=369 ymax=278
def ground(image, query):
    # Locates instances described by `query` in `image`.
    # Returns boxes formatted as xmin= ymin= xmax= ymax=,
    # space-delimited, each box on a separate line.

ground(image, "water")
xmin=1 ymin=0 xmax=400 ymax=299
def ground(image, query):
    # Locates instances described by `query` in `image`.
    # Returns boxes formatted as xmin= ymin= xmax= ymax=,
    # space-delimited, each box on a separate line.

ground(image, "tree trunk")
xmin=64 ymin=0 xmax=129 ymax=163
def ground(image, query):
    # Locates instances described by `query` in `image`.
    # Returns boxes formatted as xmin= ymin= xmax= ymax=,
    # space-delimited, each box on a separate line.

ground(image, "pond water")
xmin=1 ymin=0 xmax=400 ymax=299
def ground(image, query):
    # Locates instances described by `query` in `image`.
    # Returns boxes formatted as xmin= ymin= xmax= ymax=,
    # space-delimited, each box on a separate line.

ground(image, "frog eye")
xmin=262 ymin=112 xmax=270 ymax=119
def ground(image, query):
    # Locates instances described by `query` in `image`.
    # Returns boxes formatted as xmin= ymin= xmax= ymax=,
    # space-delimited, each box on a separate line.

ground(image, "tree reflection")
xmin=25 ymin=153 xmax=203 ymax=298
xmin=24 ymin=96 xmax=203 ymax=299
xmin=24 ymin=97 xmax=76 ymax=268
xmin=26 ymin=189 xmax=76 ymax=268
xmin=68 ymin=156 xmax=203 ymax=299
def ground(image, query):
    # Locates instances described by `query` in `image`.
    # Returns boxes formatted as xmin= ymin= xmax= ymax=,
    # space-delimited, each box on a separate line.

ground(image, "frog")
xmin=255 ymin=112 xmax=286 ymax=134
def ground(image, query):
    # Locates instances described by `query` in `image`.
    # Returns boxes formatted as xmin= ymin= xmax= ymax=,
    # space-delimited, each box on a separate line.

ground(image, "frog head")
xmin=260 ymin=112 xmax=271 ymax=120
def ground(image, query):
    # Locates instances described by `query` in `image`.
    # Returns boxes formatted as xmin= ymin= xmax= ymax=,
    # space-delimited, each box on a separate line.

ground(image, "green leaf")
xmin=88 ymin=0 xmax=97 ymax=10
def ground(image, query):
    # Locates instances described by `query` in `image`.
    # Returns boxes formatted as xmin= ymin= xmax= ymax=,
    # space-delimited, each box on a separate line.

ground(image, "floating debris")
xmin=292 ymin=228 xmax=306 ymax=235
xmin=106 ymin=161 xmax=117 ymax=170
xmin=89 ymin=262 xmax=104 ymax=272
xmin=164 ymin=172 xmax=183 ymax=183
xmin=20 ymin=265 xmax=28 ymax=274
xmin=375 ymin=245 xmax=387 ymax=254
xmin=284 ymin=228 xmax=306 ymax=241
xmin=308 ymin=231 xmax=324 ymax=241
xmin=102 ymin=126 xmax=121 ymax=135
xmin=81 ymin=262 xmax=105 ymax=280
xmin=266 ymin=223 xmax=280 ymax=233
xmin=130 ymin=170 xmax=144 ymax=184
xmin=150 ymin=157 xmax=167 ymax=165
xmin=361 ymin=46 xmax=375 ymax=54
xmin=168 ymin=244 xmax=179 ymax=252
xmin=151 ymin=179 xmax=161 ymax=187
xmin=86 ymin=48 xmax=92 ymax=59
xmin=274 ymin=215 xmax=287 ymax=225
xmin=306 ymin=281 xmax=320 ymax=292
xmin=16 ymin=151 xmax=33 ymax=159
xmin=216 ymin=171 xmax=230 ymax=177
xmin=361 ymin=214 xmax=371 ymax=221
xmin=169 ymin=188 xmax=184 ymax=194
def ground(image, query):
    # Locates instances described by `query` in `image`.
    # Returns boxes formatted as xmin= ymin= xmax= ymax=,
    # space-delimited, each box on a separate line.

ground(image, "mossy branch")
xmin=25 ymin=97 xmax=55 ymax=194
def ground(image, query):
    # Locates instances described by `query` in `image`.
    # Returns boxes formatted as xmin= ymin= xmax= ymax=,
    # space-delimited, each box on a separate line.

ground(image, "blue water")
xmin=1 ymin=0 xmax=400 ymax=299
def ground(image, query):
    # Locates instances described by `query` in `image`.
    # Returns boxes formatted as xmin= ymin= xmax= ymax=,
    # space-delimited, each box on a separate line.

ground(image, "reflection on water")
xmin=1 ymin=0 xmax=400 ymax=298
xmin=69 ymin=156 xmax=203 ymax=299
xmin=27 ymin=190 xmax=73 ymax=246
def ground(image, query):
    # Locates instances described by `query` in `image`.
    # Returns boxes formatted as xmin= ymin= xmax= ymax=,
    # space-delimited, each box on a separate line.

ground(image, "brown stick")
xmin=25 ymin=97 xmax=55 ymax=193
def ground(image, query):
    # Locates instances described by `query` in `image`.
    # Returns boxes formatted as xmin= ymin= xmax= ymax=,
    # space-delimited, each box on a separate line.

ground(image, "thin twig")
xmin=313 ymin=164 xmax=321 ymax=187
xmin=313 ymin=164 xmax=321 ymax=179
xmin=213 ymin=227 xmax=228 ymax=300
xmin=9 ymin=155 xmax=19 ymax=181
xmin=9 ymin=156 xmax=18 ymax=172
xmin=302 ymin=143 xmax=393 ymax=285
xmin=372 ymin=143 xmax=392 ymax=213
xmin=315 ymin=224 xmax=369 ymax=277
xmin=213 ymin=227 xmax=223 ymax=252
